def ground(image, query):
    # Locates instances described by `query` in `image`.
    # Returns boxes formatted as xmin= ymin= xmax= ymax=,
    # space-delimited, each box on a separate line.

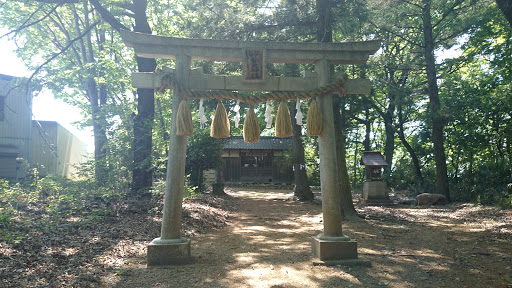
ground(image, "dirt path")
xmin=110 ymin=188 xmax=512 ymax=288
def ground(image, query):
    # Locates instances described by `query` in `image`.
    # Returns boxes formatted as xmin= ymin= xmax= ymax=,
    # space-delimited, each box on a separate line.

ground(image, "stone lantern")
xmin=360 ymin=151 xmax=393 ymax=205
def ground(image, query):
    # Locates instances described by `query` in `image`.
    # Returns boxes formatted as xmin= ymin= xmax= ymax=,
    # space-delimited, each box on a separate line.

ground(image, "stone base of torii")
xmin=120 ymin=30 xmax=379 ymax=267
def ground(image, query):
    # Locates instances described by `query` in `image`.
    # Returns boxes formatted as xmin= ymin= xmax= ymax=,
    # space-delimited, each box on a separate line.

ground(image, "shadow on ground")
xmin=110 ymin=189 xmax=512 ymax=288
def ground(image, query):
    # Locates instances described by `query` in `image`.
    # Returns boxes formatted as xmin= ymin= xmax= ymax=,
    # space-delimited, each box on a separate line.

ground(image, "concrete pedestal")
xmin=311 ymin=236 xmax=371 ymax=266
xmin=147 ymin=237 xmax=191 ymax=266
xmin=362 ymin=181 xmax=394 ymax=206
xmin=312 ymin=235 xmax=357 ymax=260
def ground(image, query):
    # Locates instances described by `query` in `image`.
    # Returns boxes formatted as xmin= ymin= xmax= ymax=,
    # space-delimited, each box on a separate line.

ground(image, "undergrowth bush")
xmin=0 ymin=172 xmax=130 ymax=242
xmin=451 ymin=159 xmax=512 ymax=207
xmin=151 ymin=177 xmax=198 ymax=200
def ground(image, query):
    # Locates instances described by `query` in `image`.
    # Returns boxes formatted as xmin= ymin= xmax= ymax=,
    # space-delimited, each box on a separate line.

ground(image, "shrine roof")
xmin=360 ymin=151 xmax=388 ymax=166
xmin=223 ymin=136 xmax=292 ymax=151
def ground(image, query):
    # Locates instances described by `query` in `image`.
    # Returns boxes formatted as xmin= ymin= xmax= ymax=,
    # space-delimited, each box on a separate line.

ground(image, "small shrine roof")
xmin=223 ymin=136 xmax=292 ymax=151
xmin=360 ymin=151 xmax=388 ymax=166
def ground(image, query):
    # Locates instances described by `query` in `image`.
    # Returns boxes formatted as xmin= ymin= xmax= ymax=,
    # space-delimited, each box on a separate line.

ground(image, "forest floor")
xmin=1 ymin=187 xmax=512 ymax=287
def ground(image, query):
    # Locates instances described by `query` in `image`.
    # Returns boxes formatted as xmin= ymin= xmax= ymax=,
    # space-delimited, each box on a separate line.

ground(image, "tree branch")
xmin=244 ymin=21 xmax=317 ymax=32
xmin=432 ymin=0 xmax=465 ymax=29
xmin=400 ymin=0 xmax=423 ymax=10
xmin=34 ymin=0 xmax=79 ymax=3
xmin=21 ymin=20 xmax=101 ymax=98
xmin=368 ymin=20 xmax=423 ymax=48
xmin=1 ymin=2 xmax=59 ymax=38
xmin=88 ymin=0 xmax=128 ymax=32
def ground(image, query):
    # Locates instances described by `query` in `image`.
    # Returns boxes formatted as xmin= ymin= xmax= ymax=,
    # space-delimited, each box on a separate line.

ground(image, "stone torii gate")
xmin=120 ymin=30 xmax=380 ymax=266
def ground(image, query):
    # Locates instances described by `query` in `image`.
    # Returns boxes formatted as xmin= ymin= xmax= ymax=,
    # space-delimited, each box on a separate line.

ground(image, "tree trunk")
xmin=353 ymin=129 xmax=359 ymax=187
xmin=88 ymin=0 xmax=157 ymax=192
xmin=290 ymin=102 xmax=314 ymax=201
xmin=496 ymin=0 xmax=512 ymax=27
xmin=397 ymin=104 xmax=425 ymax=190
xmin=422 ymin=0 xmax=450 ymax=200
xmin=212 ymin=160 xmax=226 ymax=196
xmin=383 ymin=116 xmax=394 ymax=178
xmin=131 ymin=0 xmax=157 ymax=193
xmin=86 ymin=79 xmax=108 ymax=183
xmin=73 ymin=3 xmax=108 ymax=183
xmin=316 ymin=0 xmax=332 ymax=43
xmin=317 ymin=0 xmax=357 ymax=218
xmin=334 ymin=98 xmax=360 ymax=220
xmin=363 ymin=105 xmax=371 ymax=151
xmin=382 ymin=92 xmax=395 ymax=178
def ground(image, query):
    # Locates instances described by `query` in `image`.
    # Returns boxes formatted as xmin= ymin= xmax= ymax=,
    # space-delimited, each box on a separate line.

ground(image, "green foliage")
xmin=150 ymin=177 xmax=198 ymax=201
xmin=184 ymin=182 xmax=199 ymax=199
xmin=0 ymin=174 xmax=128 ymax=242
xmin=185 ymin=129 xmax=222 ymax=192
xmin=303 ymin=136 xmax=321 ymax=186
xmin=1 ymin=0 xmax=510 ymax=208
xmin=273 ymin=148 xmax=294 ymax=174
xmin=451 ymin=158 xmax=512 ymax=206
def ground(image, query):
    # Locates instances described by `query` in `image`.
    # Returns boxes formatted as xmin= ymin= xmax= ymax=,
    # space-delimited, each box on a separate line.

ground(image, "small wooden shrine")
xmin=360 ymin=151 xmax=393 ymax=205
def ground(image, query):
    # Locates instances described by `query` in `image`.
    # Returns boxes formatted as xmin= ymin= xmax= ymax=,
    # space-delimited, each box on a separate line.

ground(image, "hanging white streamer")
xmin=295 ymin=98 xmax=303 ymax=125
xmin=265 ymin=100 xmax=272 ymax=128
xmin=198 ymin=99 xmax=208 ymax=129
xmin=234 ymin=100 xmax=240 ymax=128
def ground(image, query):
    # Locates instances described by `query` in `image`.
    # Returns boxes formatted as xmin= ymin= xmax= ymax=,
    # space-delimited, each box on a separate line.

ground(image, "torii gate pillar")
xmin=147 ymin=53 xmax=192 ymax=266
xmin=312 ymin=60 xmax=361 ymax=264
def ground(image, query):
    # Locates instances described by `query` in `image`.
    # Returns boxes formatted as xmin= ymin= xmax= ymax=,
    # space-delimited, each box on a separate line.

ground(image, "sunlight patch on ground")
xmin=276 ymin=219 xmax=302 ymax=226
xmin=311 ymin=266 xmax=364 ymax=286
xmin=64 ymin=217 xmax=83 ymax=222
xmin=88 ymin=236 xmax=101 ymax=243
xmin=275 ymin=228 xmax=300 ymax=233
xmin=44 ymin=246 xmax=79 ymax=256
xmin=0 ymin=243 xmax=15 ymax=255
xmin=234 ymin=252 xmax=258 ymax=264
xmin=226 ymin=264 xmax=321 ymax=288
xmin=242 ymin=235 xmax=269 ymax=244
xmin=97 ymin=240 xmax=146 ymax=268
xmin=351 ymin=231 xmax=377 ymax=238
xmin=233 ymin=190 xmax=295 ymax=200
xmin=235 ymin=225 xmax=267 ymax=233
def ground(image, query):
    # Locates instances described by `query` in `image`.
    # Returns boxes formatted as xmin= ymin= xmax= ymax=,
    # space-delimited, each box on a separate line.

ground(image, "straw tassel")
xmin=176 ymin=99 xmax=193 ymax=136
xmin=243 ymin=105 xmax=260 ymax=143
xmin=306 ymin=98 xmax=322 ymax=136
xmin=210 ymin=100 xmax=230 ymax=138
xmin=275 ymin=101 xmax=293 ymax=137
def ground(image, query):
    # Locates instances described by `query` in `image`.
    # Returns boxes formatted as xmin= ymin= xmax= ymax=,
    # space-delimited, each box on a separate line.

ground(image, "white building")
xmin=0 ymin=74 xmax=87 ymax=179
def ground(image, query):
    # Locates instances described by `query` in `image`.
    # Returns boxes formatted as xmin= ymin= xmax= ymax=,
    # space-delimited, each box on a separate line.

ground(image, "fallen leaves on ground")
xmin=1 ymin=188 xmax=511 ymax=287
xmin=0 ymin=192 xmax=235 ymax=287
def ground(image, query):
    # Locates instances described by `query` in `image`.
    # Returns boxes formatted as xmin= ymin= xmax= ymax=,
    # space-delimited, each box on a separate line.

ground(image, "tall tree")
xmin=290 ymin=101 xmax=314 ymax=201
xmin=89 ymin=0 xmax=157 ymax=193
xmin=421 ymin=0 xmax=450 ymax=199
xmin=334 ymin=98 xmax=359 ymax=219
xmin=0 ymin=0 xmax=133 ymax=184
xmin=496 ymin=0 xmax=512 ymax=27
xmin=364 ymin=32 xmax=426 ymax=187
xmin=369 ymin=0 xmax=487 ymax=199
xmin=280 ymin=63 xmax=314 ymax=201
xmin=316 ymin=0 xmax=359 ymax=219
